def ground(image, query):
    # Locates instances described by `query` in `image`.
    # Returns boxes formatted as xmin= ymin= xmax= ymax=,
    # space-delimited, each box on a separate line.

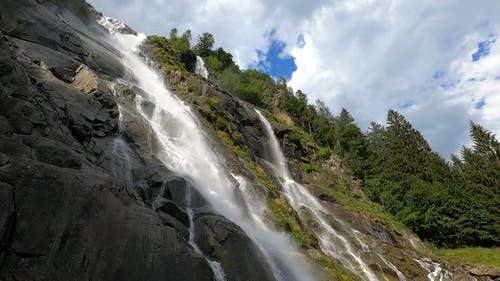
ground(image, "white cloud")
xmin=87 ymin=0 xmax=500 ymax=158
xmin=289 ymin=0 xmax=500 ymax=157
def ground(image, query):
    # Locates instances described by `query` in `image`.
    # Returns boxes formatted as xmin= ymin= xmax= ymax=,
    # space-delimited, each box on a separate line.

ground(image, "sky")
xmin=88 ymin=0 xmax=500 ymax=158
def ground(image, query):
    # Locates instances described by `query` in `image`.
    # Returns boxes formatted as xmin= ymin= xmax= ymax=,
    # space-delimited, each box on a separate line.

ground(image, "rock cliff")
xmin=0 ymin=1 xmax=498 ymax=281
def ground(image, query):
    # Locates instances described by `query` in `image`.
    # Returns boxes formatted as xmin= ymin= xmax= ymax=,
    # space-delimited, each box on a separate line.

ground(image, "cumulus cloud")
xmin=289 ymin=0 xmax=500 ymax=157
xmin=88 ymin=0 xmax=500 ymax=158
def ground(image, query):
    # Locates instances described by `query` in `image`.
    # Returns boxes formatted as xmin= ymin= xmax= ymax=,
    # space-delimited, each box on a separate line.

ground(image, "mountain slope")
xmin=0 ymin=1 xmax=498 ymax=281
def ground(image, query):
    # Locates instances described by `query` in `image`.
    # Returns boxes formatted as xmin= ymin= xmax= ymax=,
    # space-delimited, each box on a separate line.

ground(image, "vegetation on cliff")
xmin=147 ymin=27 xmax=499 ymax=256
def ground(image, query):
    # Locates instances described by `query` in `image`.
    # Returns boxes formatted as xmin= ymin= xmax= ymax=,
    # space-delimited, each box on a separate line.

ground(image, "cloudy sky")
xmin=88 ymin=0 xmax=500 ymax=158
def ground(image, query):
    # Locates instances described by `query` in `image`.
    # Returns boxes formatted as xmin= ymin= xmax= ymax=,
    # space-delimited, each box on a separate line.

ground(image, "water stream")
xmin=108 ymin=84 xmax=134 ymax=185
xmin=414 ymin=258 xmax=453 ymax=281
xmin=195 ymin=55 xmax=209 ymax=78
xmin=98 ymin=16 xmax=315 ymax=281
xmin=255 ymin=109 xmax=383 ymax=281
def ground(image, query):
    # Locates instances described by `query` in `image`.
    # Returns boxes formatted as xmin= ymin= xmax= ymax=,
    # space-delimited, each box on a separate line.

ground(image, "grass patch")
xmin=433 ymin=247 xmax=499 ymax=269
xmin=307 ymin=167 xmax=411 ymax=235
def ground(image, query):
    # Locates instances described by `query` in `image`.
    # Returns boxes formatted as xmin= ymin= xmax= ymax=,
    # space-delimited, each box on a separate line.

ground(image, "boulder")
xmin=194 ymin=214 xmax=276 ymax=281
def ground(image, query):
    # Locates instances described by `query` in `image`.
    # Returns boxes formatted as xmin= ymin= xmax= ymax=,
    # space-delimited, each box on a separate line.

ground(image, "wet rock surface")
xmin=0 ymin=1 xmax=215 ymax=280
xmin=194 ymin=214 xmax=276 ymax=281
xmin=0 ymin=1 xmax=284 ymax=280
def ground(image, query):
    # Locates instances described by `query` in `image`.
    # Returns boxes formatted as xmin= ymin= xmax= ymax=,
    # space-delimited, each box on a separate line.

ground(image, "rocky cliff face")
xmin=0 ymin=1 xmax=276 ymax=280
xmin=0 ymin=1 xmax=498 ymax=281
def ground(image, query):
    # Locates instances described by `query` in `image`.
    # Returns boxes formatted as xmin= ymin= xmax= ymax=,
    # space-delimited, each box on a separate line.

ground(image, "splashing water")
xmin=378 ymin=254 xmax=406 ymax=281
xmin=255 ymin=109 xmax=383 ymax=281
xmin=98 ymin=17 xmax=315 ymax=281
xmin=195 ymin=56 xmax=209 ymax=79
xmin=98 ymin=15 xmax=129 ymax=34
xmin=414 ymin=258 xmax=453 ymax=281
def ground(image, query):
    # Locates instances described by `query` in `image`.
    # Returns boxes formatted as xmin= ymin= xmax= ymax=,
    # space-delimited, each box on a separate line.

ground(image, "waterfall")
xmin=255 ymin=109 xmax=389 ymax=281
xmin=185 ymin=184 xmax=226 ymax=281
xmin=98 ymin=17 xmax=315 ymax=281
xmin=195 ymin=55 xmax=209 ymax=78
xmin=414 ymin=258 xmax=453 ymax=281
xmin=108 ymin=84 xmax=133 ymax=185
xmin=377 ymin=254 xmax=406 ymax=281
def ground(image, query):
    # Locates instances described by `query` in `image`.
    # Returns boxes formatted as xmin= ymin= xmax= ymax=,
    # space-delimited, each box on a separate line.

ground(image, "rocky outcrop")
xmin=0 ymin=1 xmax=215 ymax=280
xmin=194 ymin=215 xmax=276 ymax=281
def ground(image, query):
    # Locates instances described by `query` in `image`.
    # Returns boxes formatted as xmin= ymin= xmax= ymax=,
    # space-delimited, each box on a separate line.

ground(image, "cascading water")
xmin=98 ymin=16 xmax=316 ymax=281
xmin=377 ymin=254 xmax=406 ymax=281
xmin=254 ymin=110 xmax=458 ymax=281
xmin=255 ymin=109 xmax=395 ymax=281
xmin=195 ymin=55 xmax=209 ymax=79
xmin=414 ymin=258 xmax=453 ymax=281
xmin=108 ymin=84 xmax=134 ymax=185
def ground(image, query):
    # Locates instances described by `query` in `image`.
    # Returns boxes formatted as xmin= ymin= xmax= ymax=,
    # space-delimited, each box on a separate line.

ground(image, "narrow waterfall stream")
xmin=254 ymin=109 xmax=456 ymax=281
xmin=98 ymin=16 xmax=316 ymax=281
xmin=195 ymin=56 xmax=209 ymax=78
xmin=255 ymin=109 xmax=393 ymax=281
xmin=414 ymin=258 xmax=453 ymax=281
xmin=108 ymin=84 xmax=134 ymax=185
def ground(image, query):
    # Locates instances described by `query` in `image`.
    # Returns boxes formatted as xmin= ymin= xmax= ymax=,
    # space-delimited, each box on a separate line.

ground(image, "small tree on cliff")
xmin=194 ymin=32 xmax=215 ymax=57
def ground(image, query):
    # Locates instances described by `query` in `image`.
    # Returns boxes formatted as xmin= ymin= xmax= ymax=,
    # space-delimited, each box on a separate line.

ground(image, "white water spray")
xmin=255 ymin=109 xmax=382 ymax=281
xmin=195 ymin=56 xmax=209 ymax=79
xmin=98 ymin=17 xmax=315 ymax=281
xmin=414 ymin=258 xmax=453 ymax=281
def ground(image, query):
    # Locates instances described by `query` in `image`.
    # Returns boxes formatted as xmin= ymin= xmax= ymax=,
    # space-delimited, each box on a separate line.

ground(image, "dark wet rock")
xmin=139 ymin=99 xmax=155 ymax=118
xmin=0 ymin=158 xmax=212 ymax=281
xmin=318 ymin=193 xmax=337 ymax=203
xmin=0 ymin=182 xmax=14 ymax=254
xmin=24 ymin=136 xmax=83 ymax=169
xmin=157 ymin=211 xmax=190 ymax=240
xmin=0 ymin=116 xmax=12 ymax=137
xmin=0 ymin=1 xmax=216 ymax=280
xmin=0 ymin=153 xmax=9 ymax=167
xmin=194 ymin=214 xmax=276 ymax=281
xmin=241 ymin=125 xmax=265 ymax=158
xmin=181 ymin=50 xmax=197 ymax=73
xmin=156 ymin=200 xmax=190 ymax=227
xmin=0 ymin=0 xmax=125 ymax=78
xmin=164 ymin=176 xmax=208 ymax=209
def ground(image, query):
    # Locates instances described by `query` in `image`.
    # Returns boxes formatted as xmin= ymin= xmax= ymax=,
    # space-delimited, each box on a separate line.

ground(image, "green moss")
xmin=201 ymin=95 xmax=219 ymax=109
xmin=214 ymin=117 xmax=228 ymax=131
xmin=187 ymin=82 xmax=197 ymax=93
xmin=147 ymin=35 xmax=191 ymax=83
xmin=315 ymin=256 xmax=355 ymax=281
xmin=267 ymin=198 xmax=316 ymax=249
xmin=216 ymin=130 xmax=250 ymax=161
xmin=302 ymin=162 xmax=321 ymax=173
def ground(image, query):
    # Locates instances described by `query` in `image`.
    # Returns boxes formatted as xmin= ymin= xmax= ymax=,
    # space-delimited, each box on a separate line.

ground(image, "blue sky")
xmin=88 ymin=0 xmax=500 ymax=158
xmin=256 ymin=38 xmax=297 ymax=80
xmin=472 ymin=39 xmax=495 ymax=61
